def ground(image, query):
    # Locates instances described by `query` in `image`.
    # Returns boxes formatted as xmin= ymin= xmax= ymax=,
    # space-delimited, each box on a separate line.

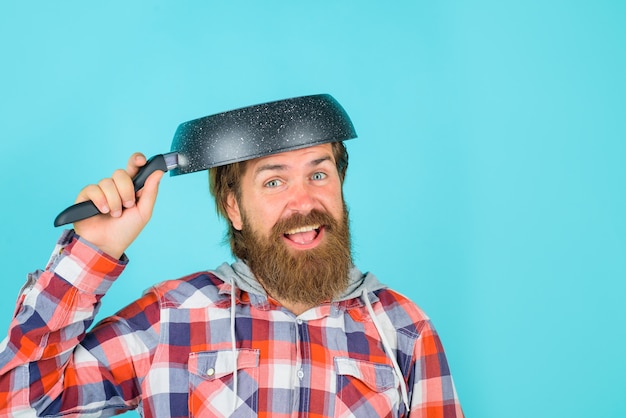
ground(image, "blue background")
xmin=1 ymin=2 xmax=624 ymax=417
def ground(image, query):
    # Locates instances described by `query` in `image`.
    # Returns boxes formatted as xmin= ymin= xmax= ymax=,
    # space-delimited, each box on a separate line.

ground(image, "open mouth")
xmin=283 ymin=224 xmax=323 ymax=247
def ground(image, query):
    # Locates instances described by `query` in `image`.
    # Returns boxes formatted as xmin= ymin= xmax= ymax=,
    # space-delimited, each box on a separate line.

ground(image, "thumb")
xmin=136 ymin=170 xmax=164 ymax=219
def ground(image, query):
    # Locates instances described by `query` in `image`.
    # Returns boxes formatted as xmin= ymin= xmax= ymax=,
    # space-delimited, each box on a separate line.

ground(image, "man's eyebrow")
xmin=254 ymin=163 xmax=288 ymax=177
xmin=310 ymin=155 xmax=333 ymax=166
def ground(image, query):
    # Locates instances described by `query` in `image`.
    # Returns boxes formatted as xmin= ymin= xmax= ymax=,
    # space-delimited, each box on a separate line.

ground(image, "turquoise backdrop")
xmin=1 ymin=2 xmax=624 ymax=417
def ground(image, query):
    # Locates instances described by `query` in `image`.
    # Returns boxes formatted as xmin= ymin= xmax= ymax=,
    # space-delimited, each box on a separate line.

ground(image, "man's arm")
xmin=409 ymin=318 xmax=464 ymax=417
xmin=0 ymin=154 xmax=163 ymax=415
xmin=0 ymin=232 xmax=118 ymax=414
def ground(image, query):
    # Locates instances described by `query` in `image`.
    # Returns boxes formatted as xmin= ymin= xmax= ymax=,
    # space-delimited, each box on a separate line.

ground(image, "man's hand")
xmin=73 ymin=153 xmax=163 ymax=259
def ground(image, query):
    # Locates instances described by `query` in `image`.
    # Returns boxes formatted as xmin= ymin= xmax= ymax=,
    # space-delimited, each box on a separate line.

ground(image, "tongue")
xmin=285 ymin=230 xmax=318 ymax=244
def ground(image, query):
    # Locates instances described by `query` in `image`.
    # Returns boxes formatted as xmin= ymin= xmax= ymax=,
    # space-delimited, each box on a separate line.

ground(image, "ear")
xmin=225 ymin=193 xmax=243 ymax=231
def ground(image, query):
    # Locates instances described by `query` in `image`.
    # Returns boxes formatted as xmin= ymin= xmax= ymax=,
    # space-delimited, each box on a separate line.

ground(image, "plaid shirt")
xmin=0 ymin=231 xmax=463 ymax=417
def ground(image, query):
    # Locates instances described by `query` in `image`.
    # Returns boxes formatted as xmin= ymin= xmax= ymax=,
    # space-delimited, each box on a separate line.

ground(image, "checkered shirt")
xmin=0 ymin=230 xmax=463 ymax=417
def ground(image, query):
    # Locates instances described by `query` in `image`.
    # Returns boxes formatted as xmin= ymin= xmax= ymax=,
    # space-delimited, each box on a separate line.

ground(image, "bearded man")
xmin=0 ymin=96 xmax=464 ymax=417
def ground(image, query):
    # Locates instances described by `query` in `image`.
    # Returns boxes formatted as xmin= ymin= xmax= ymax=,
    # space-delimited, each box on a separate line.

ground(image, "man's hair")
xmin=209 ymin=141 xmax=349 ymax=254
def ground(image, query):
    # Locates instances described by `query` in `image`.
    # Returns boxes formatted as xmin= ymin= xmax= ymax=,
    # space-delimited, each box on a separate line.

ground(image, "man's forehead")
xmin=248 ymin=143 xmax=335 ymax=171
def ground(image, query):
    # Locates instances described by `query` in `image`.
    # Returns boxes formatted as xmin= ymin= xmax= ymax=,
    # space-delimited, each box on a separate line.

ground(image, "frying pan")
xmin=54 ymin=94 xmax=357 ymax=227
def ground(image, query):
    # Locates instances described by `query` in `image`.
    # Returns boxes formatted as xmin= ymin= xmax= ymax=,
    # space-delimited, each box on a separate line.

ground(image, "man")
xmin=0 ymin=98 xmax=463 ymax=417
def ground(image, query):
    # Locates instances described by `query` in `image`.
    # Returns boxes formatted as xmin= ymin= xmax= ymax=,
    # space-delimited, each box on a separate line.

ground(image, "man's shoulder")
xmin=371 ymin=287 xmax=432 ymax=332
xmin=147 ymin=271 xmax=229 ymax=309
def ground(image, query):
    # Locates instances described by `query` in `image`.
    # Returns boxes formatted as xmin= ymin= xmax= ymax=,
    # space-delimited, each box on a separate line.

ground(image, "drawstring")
xmin=361 ymin=289 xmax=410 ymax=411
xmin=230 ymin=281 xmax=239 ymax=413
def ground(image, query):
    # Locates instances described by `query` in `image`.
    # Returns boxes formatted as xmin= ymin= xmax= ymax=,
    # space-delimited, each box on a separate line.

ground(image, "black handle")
xmin=53 ymin=154 xmax=168 ymax=227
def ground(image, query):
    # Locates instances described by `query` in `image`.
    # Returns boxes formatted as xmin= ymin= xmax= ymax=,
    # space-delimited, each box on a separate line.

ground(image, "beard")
xmin=234 ymin=207 xmax=352 ymax=306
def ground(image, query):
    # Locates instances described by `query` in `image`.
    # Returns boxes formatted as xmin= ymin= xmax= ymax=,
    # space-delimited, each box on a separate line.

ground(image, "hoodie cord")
xmin=361 ymin=289 xmax=410 ymax=411
xmin=230 ymin=281 xmax=239 ymax=413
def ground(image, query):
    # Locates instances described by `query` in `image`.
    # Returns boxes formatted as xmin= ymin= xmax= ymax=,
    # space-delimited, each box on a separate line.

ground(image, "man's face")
xmin=227 ymin=143 xmax=345 ymax=245
xmin=225 ymin=143 xmax=352 ymax=305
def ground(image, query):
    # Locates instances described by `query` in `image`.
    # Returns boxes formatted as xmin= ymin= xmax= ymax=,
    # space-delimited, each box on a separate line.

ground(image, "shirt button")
xmin=296 ymin=319 xmax=303 ymax=325
xmin=207 ymin=368 xmax=215 ymax=376
xmin=297 ymin=369 xmax=304 ymax=379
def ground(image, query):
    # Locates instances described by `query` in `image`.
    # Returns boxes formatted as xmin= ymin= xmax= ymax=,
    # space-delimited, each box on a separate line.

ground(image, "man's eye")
xmin=311 ymin=172 xmax=327 ymax=181
xmin=265 ymin=179 xmax=282 ymax=188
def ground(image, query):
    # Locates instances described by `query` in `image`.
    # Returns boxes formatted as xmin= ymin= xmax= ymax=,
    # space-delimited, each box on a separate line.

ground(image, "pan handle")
xmin=53 ymin=154 xmax=168 ymax=227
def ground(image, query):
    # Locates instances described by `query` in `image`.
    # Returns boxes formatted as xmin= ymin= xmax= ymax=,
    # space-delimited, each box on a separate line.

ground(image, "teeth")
xmin=285 ymin=225 xmax=320 ymax=235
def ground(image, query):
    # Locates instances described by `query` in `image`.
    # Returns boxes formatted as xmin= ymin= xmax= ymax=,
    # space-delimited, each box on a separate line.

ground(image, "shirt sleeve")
xmin=409 ymin=318 xmax=464 ymax=417
xmin=0 ymin=230 xmax=160 ymax=416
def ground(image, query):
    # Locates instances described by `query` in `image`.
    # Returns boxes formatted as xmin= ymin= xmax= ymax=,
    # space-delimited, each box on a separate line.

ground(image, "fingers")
xmin=108 ymin=169 xmax=138 ymax=215
xmin=76 ymin=153 xmax=149 ymax=217
xmin=76 ymin=173 xmax=130 ymax=217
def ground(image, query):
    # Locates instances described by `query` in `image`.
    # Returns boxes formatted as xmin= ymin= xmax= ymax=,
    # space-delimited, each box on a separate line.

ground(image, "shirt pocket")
xmin=188 ymin=349 xmax=260 ymax=418
xmin=334 ymin=356 xmax=401 ymax=418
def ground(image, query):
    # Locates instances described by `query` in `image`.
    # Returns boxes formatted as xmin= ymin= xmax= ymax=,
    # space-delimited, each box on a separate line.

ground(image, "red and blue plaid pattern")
xmin=0 ymin=231 xmax=463 ymax=417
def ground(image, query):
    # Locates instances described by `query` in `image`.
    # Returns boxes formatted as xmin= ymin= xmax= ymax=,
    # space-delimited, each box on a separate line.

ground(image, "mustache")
xmin=271 ymin=209 xmax=339 ymax=237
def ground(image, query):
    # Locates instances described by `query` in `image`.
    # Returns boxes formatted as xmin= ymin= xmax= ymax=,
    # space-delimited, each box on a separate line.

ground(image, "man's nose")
xmin=286 ymin=181 xmax=317 ymax=214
